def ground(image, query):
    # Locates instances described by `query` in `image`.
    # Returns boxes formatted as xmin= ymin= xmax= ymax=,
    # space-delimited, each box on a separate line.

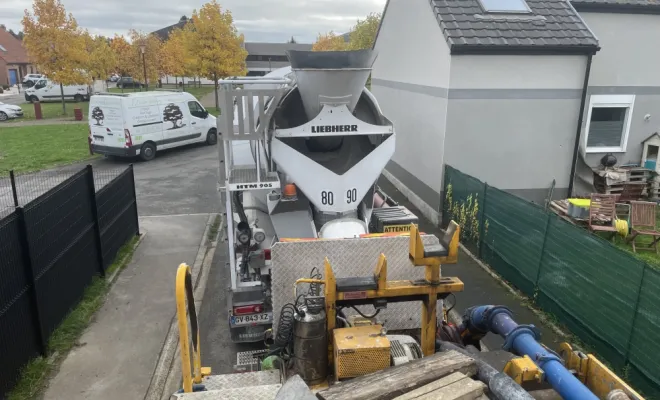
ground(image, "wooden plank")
xmin=393 ymin=372 xmax=467 ymax=400
xmin=413 ymin=377 xmax=486 ymax=400
xmin=317 ymin=350 xmax=477 ymax=400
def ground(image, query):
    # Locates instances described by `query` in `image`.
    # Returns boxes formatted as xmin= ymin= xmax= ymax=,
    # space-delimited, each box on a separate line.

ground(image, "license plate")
xmin=93 ymin=136 xmax=104 ymax=142
xmin=230 ymin=313 xmax=271 ymax=326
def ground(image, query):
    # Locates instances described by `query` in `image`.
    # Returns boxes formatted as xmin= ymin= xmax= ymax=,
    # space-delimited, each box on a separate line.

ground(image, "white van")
xmin=88 ymin=90 xmax=217 ymax=161
xmin=24 ymin=79 xmax=90 ymax=102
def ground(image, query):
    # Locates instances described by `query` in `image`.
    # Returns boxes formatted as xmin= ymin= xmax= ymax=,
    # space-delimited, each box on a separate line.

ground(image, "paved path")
xmin=43 ymin=214 xmax=212 ymax=400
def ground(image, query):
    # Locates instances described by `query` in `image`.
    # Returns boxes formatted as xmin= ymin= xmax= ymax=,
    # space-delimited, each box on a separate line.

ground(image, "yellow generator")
xmin=333 ymin=325 xmax=391 ymax=380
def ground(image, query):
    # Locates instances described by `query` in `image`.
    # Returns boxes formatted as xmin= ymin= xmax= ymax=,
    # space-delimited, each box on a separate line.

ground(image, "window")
xmin=188 ymin=101 xmax=207 ymax=118
xmin=478 ymin=0 xmax=531 ymax=13
xmin=585 ymin=95 xmax=635 ymax=153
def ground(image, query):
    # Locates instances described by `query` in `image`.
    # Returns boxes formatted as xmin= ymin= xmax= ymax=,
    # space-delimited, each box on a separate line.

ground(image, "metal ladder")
xmin=216 ymin=76 xmax=292 ymax=283
xmin=217 ymin=76 xmax=291 ymax=194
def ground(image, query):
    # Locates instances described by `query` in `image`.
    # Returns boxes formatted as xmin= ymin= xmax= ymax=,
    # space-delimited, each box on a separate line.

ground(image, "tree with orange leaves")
xmin=312 ymin=31 xmax=347 ymax=51
xmin=22 ymin=0 xmax=89 ymax=114
xmin=184 ymin=0 xmax=247 ymax=109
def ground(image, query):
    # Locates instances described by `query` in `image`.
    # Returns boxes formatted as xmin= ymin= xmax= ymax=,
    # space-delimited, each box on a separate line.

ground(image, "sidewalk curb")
xmin=458 ymin=243 xmax=569 ymax=340
xmin=106 ymin=231 xmax=147 ymax=284
xmin=144 ymin=213 xmax=221 ymax=400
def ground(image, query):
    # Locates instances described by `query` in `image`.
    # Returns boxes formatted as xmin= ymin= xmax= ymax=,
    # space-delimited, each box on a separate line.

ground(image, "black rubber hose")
xmin=436 ymin=340 xmax=534 ymax=400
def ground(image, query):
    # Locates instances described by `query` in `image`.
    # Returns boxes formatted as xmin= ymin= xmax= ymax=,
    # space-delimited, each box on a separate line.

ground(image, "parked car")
xmin=116 ymin=77 xmax=144 ymax=89
xmin=88 ymin=91 xmax=217 ymax=161
xmin=24 ymin=79 xmax=90 ymax=102
xmin=108 ymin=74 xmax=120 ymax=82
xmin=22 ymin=73 xmax=44 ymax=83
xmin=0 ymin=102 xmax=24 ymax=121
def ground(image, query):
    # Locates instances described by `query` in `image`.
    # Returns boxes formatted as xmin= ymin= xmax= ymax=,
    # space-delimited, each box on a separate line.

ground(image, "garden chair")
xmin=588 ymin=194 xmax=618 ymax=240
xmin=617 ymin=182 xmax=645 ymax=203
xmin=627 ymin=201 xmax=660 ymax=253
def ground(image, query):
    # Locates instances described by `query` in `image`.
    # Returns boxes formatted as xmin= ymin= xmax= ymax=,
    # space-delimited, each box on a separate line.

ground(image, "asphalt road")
xmin=99 ymin=143 xmax=221 ymax=216
xmin=0 ymin=92 xmax=26 ymax=105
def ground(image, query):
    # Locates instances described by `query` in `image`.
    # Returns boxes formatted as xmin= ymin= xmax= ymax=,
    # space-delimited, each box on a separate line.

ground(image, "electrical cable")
xmin=269 ymin=303 xmax=296 ymax=356
xmin=445 ymin=293 xmax=456 ymax=315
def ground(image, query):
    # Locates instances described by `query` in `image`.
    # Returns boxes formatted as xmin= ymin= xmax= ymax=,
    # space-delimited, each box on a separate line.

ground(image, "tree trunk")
xmin=214 ymin=72 xmax=219 ymax=111
xmin=60 ymin=83 xmax=66 ymax=115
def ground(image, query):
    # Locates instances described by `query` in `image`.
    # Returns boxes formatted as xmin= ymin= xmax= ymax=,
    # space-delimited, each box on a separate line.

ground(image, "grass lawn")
xmin=20 ymin=101 xmax=87 ymax=120
xmin=107 ymin=83 xmax=215 ymax=101
xmin=0 ymin=124 xmax=94 ymax=174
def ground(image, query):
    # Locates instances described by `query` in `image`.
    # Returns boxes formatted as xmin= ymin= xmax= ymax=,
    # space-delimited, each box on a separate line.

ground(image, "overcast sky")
xmin=1 ymin=0 xmax=386 ymax=43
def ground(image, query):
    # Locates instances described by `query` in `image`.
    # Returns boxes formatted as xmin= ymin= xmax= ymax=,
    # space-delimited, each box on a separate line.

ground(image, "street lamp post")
xmin=139 ymin=42 xmax=148 ymax=91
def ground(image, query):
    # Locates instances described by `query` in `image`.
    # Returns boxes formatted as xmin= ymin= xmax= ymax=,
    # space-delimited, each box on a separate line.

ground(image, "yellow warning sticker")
xmin=383 ymin=224 xmax=411 ymax=233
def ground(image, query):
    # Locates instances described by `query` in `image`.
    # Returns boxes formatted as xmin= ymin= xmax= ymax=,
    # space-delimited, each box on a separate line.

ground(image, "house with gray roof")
xmin=372 ymin=0 xmax=660 ymax=224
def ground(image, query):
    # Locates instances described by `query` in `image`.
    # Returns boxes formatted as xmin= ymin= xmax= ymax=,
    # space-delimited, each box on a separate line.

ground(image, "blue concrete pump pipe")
xmin=463 ymin=305 xmax=597 ymax=400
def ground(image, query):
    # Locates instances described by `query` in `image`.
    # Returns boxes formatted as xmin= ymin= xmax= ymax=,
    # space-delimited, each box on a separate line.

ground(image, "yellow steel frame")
xmin=503 ymin=355 xmax=542 ymax=385
xmin=559 ymin=343 xmax=644 ymax=400
xmin=294 ymin=222 xmax=464 ymax=364
xmin=175 ymin=263 xmax=211 ymax=393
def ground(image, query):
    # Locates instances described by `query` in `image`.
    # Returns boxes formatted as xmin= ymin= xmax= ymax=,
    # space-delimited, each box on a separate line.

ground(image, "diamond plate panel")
xmin=171 ymin=384 xmax=281 ymax=400
xmin=271 ymin=235 xmax=442 ymax=333
xmin=237 ymin=349 xmax=269 ymax=366
xmin=201 ymin=370 xmax=281 ymax=390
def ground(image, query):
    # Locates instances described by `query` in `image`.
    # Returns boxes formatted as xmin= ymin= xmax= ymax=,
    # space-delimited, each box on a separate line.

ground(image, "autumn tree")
xmin=110 ymin=34 xmax=133 ymax=78
xmin=312 ymin=31 xmax=347 ymax=51
xmin=22 ymin=0 xmax=89 ymax=114
xmin=161 ymin=28 xmax=187 ymax=86
xmin=127 ymin=30 xmax=163 ymax=89
xmin=85 ymin=33 xmax=117 ymax=90
xmin=347 ymin=13 xmax=381 ymax=50
xmin=185 ymin=0 xmax=247 ymax=109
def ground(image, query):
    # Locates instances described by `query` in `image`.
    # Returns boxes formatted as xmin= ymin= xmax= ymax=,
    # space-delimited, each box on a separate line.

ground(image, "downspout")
xmin=567 ymin=54 xmax=593 ymax=197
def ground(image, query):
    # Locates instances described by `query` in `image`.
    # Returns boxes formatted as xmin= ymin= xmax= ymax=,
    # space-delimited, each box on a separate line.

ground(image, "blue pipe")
xmin=463 ymin=305 xmax=597 ymax=400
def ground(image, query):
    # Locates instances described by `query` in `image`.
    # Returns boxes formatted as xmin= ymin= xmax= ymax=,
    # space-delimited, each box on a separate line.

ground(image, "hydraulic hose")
xmin=437 ymin=340 xmax=534 ymax=400
xmin=462 ymin=306 xmax=597 ymax=400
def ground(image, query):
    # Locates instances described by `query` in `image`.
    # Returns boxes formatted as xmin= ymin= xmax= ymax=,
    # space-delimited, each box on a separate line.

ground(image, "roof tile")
xmin=431 ymin=0 xmax=600 ymax=54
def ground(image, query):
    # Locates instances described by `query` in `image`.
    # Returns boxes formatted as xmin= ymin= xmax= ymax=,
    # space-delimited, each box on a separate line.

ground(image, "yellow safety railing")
xmin=176 ymin=263 xmax=211 ymax=393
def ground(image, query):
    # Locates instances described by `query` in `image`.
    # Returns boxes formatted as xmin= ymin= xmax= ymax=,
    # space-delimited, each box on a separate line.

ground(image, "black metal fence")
xmin=0 ymin=165 xmax=139 ymax=398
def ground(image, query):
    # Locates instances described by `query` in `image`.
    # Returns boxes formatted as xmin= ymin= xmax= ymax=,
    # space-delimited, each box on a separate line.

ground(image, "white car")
xmin=22 ymin=73 xmax=44 ymax=83
xmin=0 ymin=102 xmax=24 ymax=121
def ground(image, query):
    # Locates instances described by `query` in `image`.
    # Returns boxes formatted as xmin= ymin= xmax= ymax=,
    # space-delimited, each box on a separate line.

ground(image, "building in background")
xmin=243 ymin=42 xmax=312 ymax=76
xmin=0 ymin=26 xmax=36 ymax=86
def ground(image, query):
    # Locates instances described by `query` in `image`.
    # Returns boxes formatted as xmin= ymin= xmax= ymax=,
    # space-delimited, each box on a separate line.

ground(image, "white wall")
xmin=372 ymin=0 xmax=451 ymax=87
xmin=581 ymin=12 xmax=660 ymax=87
xmin=444 ymin=55 xmax=587 ymax=200
xmin=371 ymin=0 xmax=452 ymax=215
xmin=449 ymin=55 xmax=587 ymax=89
xmin=578 ymin=12 xmax=660 ymax=167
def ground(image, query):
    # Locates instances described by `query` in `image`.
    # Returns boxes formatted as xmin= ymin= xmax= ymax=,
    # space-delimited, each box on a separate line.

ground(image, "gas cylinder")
xmin=293 ymin=296 xmax=328 ymax=385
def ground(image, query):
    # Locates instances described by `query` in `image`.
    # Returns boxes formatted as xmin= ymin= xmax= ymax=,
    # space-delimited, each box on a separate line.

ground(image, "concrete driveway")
xmin=94 ymin=143 xmax=220 ymax=216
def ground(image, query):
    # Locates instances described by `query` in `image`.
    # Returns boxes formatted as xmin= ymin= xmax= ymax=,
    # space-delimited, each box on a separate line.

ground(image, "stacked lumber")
xmin=317 ymin=350 xmax=485 ymax=400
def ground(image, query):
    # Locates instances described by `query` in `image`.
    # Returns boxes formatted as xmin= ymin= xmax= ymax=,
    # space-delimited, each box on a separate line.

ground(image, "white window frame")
xmin=584 ymin=94 xmax=635 ymax=153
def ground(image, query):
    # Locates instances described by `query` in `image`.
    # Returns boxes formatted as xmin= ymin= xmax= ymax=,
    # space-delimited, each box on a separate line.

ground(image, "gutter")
xmin=567 ymin=54 xmax=593 ymax=197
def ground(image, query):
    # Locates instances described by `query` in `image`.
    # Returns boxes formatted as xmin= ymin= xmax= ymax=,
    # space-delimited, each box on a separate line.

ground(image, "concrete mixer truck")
xmin=217 ymin=50 xmax=418 ymax=343
xmin=168 ymin=50 xmax=643 ymax=400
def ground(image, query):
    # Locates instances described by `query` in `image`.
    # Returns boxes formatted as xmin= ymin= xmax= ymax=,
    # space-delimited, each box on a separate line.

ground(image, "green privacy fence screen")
xmin=443 ymin=165 xmax=660 ymax=399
